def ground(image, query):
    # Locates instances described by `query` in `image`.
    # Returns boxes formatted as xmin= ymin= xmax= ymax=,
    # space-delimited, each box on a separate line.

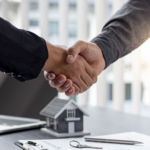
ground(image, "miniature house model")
xmin=40 ymin=97 xmax=90 ymax=137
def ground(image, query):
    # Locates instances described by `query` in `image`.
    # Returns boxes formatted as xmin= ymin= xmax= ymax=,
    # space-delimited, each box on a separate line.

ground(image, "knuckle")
xmin=88 ymin=80 xmax=93 ymax=87
xmin=67 ymin=79 xmax=72 ymax=86
xmin=53 ymin=81 xmax=60 ymax=88
xmin=61 ymin=86 xmax=69 ymax=92
xmin=77 ymin=40 xmax=84 ymax=45
xmin=86 ymin=79 xmax=94 ymax=88
xmin=94 ymin=76 xmax=98 ymax=83
xmin=68 ymin=47 xmax=75 ymax=53
xmin=73 ymin=85 xmax=80 ymax=94
xmin=71 ymin=73 xmax=77 ymax=79
xmin=49 ymin=81 xmax=55 ymax=88
xmin=75 ymin=87 xmax=80 ymax=94
xmin=91 ymin=71 xmax=97 ymax=83
xmin=68 ymin=74 xmax=76 ymax=82
xmin=44 ymin=72 xmax=49 ymax=80
xmin=76 ymin=66 xmax=83 ymax=74
xmin=91 ymin=71 xmax=97 ymax=78
xmin=74 ymin=89 xmax=80 ymax=96
xmin=80 ymin=86 xmax=88 ymax=93
xmin=59 ymin=87 xmax=65 ymax=92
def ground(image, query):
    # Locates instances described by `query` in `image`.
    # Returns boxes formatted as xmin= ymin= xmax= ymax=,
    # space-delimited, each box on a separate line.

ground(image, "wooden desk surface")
xmin=1 ymin=106 xmax=150 ymax=150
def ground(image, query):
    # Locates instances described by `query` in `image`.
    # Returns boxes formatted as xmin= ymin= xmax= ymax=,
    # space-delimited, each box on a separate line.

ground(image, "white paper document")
xmin=19 ymin=132 xmax=150 ymax=150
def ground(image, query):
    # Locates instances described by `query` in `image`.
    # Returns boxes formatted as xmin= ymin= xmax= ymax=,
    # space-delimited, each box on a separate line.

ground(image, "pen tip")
xmin=135 ymin=142 xmax=143 ymax=144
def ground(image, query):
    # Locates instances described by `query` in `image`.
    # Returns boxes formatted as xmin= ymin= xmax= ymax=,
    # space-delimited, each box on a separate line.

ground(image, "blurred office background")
xmin=0 ymin=0 xmax=150 ymax=119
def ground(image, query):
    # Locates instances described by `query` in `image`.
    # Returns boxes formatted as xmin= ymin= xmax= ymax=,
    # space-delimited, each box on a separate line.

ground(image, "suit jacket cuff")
xmin=91 ymin=30 xmax=118 ymax=69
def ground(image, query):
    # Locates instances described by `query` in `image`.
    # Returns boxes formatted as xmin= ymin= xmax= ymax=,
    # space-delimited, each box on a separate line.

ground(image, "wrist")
xmin=93 ymin=43 xmax=106 ymax=72
xmin=42 ymin=41 xmax=55 ymax=72
xmin=42 ymin=42 xmax=67 ymax=74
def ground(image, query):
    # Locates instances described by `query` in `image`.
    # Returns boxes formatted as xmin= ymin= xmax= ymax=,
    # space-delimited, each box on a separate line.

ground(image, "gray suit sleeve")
xmin=91 ymin=0 xmax=150 ymax=68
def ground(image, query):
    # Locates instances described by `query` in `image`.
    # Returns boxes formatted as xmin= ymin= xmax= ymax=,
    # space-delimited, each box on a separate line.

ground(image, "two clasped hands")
xmin=42 ymin=40 xmax=106 ymax=97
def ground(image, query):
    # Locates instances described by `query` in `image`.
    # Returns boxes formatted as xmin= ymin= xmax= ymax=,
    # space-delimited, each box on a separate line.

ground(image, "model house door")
xmin=68 ymin=122 xmax=74 ymax=133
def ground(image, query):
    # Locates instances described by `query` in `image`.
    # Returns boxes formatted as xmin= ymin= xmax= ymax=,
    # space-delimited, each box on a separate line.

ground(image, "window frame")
xmin=67 ymin=109 xmax=76 ymax=118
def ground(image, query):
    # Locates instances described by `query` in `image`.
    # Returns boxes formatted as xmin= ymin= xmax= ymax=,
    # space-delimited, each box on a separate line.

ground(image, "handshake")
xmin=43 ymin=40 xmax=106 ymax=96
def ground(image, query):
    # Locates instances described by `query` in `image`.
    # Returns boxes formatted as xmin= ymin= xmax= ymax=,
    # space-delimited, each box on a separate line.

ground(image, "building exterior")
xmin=1 ymin=0 xmax=150 ymax=116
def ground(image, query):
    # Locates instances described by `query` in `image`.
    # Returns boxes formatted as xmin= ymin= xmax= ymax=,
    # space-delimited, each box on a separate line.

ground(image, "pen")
xmin=14 ymin=142 xmax=27 ymax=150
xmin=85 ymin=137 xmax=143 ymax=145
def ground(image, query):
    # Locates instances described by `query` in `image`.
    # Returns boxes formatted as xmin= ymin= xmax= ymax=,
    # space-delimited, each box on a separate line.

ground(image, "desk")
xmin=1 ymin=106 xmax=150 ymax=150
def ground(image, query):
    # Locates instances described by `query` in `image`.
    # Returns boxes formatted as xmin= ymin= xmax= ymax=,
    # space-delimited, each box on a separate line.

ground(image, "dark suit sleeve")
xmin=0 ymin=17 xmax=48 ymax=81
xmin=91 ymin=0 xmax=150 ymax=68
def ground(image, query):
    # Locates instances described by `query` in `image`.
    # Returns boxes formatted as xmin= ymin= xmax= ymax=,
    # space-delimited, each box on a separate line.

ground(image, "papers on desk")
xmin=19 ymin=132 xmax=150 ymax=150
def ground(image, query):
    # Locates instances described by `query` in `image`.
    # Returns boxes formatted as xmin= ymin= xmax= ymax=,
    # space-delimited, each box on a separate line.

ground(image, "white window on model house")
xmin=67 ymin=109 xmax=76 ymax=118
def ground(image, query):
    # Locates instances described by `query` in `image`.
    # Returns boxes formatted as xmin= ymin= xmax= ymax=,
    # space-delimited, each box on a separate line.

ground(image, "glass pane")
xmin=29 ymin=20 xmax=38 ymax=27
xmin=69 ymin=21 xmax=77 ymax=38
xmin=49 ymin=21 xmax=59 ymax=36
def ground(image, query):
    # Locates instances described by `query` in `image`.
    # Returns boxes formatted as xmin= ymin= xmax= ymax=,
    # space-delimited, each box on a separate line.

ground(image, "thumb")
xmin=66 ymin=41 xmax=88 ymax=63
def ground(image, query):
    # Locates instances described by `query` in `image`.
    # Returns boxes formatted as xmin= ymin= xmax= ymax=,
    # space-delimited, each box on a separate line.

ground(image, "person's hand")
xmin=44 ymin=41 xmax=106 ymax=96
xmin=43 ymin=41 xmax=97 ymax=96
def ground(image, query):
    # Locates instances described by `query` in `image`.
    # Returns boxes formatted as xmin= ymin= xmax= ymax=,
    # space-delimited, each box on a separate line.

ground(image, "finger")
xmin=44 ymin=71 xmax=56 ymax=80
xmin=66 ymin=40 xmax=88 ymax=63
xmin=78 ymin=78 xmax=89 ymax=93
xmin=65 ymin=86 xmax=75 ymax=97
xmin=70 ymin=64 xmax=90 ymax=94
xmin=49 ymin=74 xmax=67 ymax=88
xmin=84 ymin=62 xmax=98 ymax=84
xmin=49 ymin=80 xmax=54 ymax=88
xmin=81 ymin=72 xmax=94 ymax=89
xmin=72 ymin=76 xmax=89 ymax=94
xmin=72 ymin=83 xmax=80 ymax=95
xmin=57 ymin=79 xmax=72 ymax=93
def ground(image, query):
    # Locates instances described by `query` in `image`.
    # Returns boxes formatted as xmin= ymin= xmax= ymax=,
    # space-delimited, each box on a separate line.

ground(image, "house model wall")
xmin=40 ymin=97 xmax=89 ymax=134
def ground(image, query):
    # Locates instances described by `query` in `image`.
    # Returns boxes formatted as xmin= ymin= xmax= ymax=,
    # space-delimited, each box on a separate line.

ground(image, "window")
xmin=125 ymin=84 xmax=131 ymax=100
xmin=108 ymin=83 xmax=113 ymax=101
xmin=88 ymin=4 xmax=94 ymax=14
xmin=49 ymin=21 xmax=59 ymax=36
xmin=69 ymin=3 xmax=76 ymax=12
xmin=29 ymin=20 xmax=38 ymax=27
xmin=50 ymin=3 xmax=58 ymax=12
xmin=108 ymin=2 xmax=113 ymax=19
xmin=67 ymin=109 xmax=76 ymax=118
xmin=30 ymin=2 xmax=38 ymax=11
xmin=69 ymin=21 xmax=77 ymax=38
